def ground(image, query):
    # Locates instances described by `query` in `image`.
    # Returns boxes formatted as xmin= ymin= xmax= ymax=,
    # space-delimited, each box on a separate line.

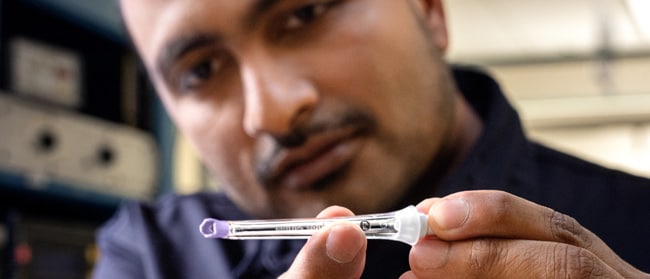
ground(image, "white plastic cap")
xmin=394 ymin=205 xmax=429 ymax=245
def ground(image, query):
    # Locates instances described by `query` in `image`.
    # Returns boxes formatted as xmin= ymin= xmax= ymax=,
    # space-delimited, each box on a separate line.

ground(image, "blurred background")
xmin=445 ymin=0 xmax=650 ymax=180
xmin=0 ymin=0 xmax=648 ymax=278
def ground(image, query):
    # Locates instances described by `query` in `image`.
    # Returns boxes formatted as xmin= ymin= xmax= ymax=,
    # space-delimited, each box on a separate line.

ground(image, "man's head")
xmin=121 ymin=0 xmax=472 ymax=218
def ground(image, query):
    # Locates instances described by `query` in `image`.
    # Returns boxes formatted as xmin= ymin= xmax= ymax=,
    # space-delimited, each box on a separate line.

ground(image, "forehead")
xmin=120 ymin=0 xmax=259 ymax=66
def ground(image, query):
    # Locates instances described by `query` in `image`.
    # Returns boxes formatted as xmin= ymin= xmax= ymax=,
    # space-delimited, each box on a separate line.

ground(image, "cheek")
xmin=173 ymin=97 xmax=249 ymax=177
xmin=306 ymin=1 xmax=435 ymax=113
xmin=175 ymin=97 xmax=279 ymax=215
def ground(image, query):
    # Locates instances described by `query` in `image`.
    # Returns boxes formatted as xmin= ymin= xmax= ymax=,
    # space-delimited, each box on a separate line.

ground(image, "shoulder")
xmin=94 ymin=192 xmax=244 ymax=278
xmin=99 ymin=192 xmax=241 ymax=237
xmin=528 ymin=141 xmax=650 ymax=215
xmin=96 ymin=192 xmax=245 ymax=252
xmin=532 ymin=142 xmax=650 ymax=188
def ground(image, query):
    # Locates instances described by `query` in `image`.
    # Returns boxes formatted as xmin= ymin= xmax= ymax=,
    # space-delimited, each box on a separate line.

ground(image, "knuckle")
xmin=482 ymin=191 xmax=513 ymax=226
xmin=549 ymin=210 xmax=593 ymax=248
xmin=469 ymin=239 xmax=504 ymax=273
xmin=550 ymin=244 xmax=606 ymax=279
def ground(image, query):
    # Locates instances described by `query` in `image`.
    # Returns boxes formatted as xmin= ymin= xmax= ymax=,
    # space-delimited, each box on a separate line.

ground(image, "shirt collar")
xmin=439 ymin=66 xmax=541 ymax=199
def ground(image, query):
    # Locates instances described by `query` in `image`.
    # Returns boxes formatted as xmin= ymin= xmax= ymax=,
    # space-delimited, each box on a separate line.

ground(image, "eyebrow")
xmin=155 ymin=34 xmax=220 ymax=83
xmin=246 ymin=0 xmax=281 ymax=29
xmin=153 ymin=0 xmax=281 ymax=84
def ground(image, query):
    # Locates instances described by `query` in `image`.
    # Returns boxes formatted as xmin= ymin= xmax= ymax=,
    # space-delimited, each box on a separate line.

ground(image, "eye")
xmin=179 ymin=57 xmax=223 ymax=92
xmin=284 ymin=2 xmax=335 ymax=30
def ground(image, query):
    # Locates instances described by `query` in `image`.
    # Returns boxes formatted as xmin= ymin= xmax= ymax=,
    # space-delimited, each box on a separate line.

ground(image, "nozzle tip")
xmin=199 ymin=218 xmax=229 ymax=238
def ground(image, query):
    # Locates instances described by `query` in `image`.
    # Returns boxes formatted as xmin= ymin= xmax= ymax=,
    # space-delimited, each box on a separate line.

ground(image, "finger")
xmin=418 ymin=190 xmax=644 ymax=277
xmin=409 ymin=238 xmax=624 ymax=279
xmin=317 ymin=205 xmax=355 ymax=218
xmin=280 ymin=206 xmax=366 ymax=279
xmin=280 ymin=221 xmax=367 ymax=279
xmin=398 ymin=271 xmax=417 ymax=279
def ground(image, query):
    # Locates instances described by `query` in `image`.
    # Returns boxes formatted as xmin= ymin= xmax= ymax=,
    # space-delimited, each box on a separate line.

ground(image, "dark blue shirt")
xmin=93 ymin=67 xmax=650 ymax=278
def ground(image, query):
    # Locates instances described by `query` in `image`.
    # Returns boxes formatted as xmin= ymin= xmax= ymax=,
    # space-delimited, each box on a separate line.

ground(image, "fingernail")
xmin=326 ymin=223 xmax=364 ymax=264
xmin=431 ymin=198 xmax=469 ymax=230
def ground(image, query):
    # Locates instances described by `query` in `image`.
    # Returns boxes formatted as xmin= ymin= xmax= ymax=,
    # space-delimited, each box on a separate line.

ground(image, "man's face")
xmin=122 ymin=0 xmax=456 ymax=218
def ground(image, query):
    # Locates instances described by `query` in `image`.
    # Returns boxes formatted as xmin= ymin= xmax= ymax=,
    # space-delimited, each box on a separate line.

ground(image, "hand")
xmin=401 ymin=190 xmax=649 ymax=279
xmin=279 ymin=206 xmax=367 ymax=279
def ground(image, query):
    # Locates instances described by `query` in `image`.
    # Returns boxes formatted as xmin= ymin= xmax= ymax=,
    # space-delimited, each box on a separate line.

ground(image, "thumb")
xmin=280 ymin=221 xmax=367 ymax=279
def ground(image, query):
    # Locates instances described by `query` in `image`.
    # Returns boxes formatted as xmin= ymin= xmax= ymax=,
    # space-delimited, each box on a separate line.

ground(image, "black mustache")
xmin=256 ymin=110 xmax=376 ymax=186
xmin=273 ymin=110 xmax=374 ymax=149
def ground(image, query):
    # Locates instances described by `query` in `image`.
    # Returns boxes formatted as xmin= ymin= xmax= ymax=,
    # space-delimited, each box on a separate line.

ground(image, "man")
xmin=95 ymin=0 xmax=650 ymax=278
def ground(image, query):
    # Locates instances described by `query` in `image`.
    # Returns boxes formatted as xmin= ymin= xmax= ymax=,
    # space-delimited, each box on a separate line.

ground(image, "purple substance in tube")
xmin=199 ymin=218 xmax=229 ymax=238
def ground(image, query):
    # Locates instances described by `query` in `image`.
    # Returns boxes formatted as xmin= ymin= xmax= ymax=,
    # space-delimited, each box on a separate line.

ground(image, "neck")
xmin=447 ymin=91 xmax=484 ymax=169
xmin=398 ymin=90 xmax=483 ymax=208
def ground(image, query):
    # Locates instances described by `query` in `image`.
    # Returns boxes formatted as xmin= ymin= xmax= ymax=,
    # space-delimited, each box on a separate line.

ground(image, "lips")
xmin=264 ymin=125 xmax=364 ymax=191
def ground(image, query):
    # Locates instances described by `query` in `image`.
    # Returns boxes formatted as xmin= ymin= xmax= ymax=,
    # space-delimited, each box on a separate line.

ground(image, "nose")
xmin=240 ymin=57 xmax=318 ymax=138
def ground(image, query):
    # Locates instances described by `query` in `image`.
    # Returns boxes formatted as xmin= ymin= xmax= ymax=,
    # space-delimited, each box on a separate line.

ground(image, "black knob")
xmin=97 ymin=145 xmax=116 ymax=166
xmin=36 ymin=129 xmax=57 ymax=153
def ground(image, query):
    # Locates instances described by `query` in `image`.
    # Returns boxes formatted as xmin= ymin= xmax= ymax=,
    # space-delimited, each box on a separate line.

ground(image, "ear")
xmin=411 ymin=0 xmax=449 ymax=53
